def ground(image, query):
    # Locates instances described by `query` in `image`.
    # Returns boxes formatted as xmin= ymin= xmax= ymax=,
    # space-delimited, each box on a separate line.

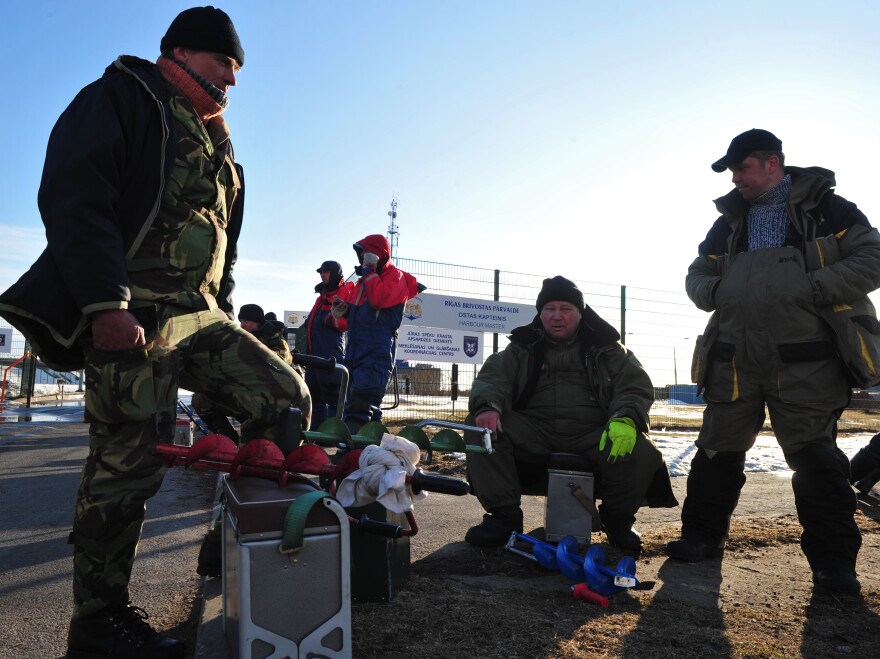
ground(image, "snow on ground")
xmin=2 ymin=395 xmax=876 ymax=478
xmin=651 ymin=430 xmax=874 ymax=478
xmin=441 ymin=431 xmax=876 ymax=479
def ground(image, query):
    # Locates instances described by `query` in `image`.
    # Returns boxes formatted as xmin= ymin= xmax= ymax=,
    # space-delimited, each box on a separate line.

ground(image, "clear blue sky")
xmin=2 ymin=0 xmax=880 ymax=319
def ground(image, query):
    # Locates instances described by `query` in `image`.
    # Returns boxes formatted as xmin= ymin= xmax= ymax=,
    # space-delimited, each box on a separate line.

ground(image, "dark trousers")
xmin=465 ymin=411 xmax=664 ymax=526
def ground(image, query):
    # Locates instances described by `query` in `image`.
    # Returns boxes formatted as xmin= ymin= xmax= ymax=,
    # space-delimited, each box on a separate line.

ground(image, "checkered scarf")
xmin=747 ymin=174 xmax=792 ymax=251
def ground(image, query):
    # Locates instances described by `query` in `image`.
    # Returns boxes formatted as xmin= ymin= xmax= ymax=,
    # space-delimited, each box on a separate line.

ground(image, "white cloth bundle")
xmin=336 ymin=433 xmax=427 ymax=513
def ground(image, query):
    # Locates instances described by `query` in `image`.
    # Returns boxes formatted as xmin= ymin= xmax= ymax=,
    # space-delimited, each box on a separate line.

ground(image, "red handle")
xmin=572 ymin=583 xmax=609 ymax=607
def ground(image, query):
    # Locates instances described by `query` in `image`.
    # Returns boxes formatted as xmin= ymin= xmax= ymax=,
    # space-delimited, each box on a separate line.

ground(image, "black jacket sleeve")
xmin=37 ymin=66 xmax=165 ymax=315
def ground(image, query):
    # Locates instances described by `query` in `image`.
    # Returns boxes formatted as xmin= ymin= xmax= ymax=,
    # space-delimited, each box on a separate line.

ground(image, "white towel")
xmin=336 ymin=433 xmax=427 ymax=513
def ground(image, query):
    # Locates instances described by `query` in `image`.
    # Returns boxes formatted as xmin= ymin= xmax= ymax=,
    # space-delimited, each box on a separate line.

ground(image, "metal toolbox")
xmin=346 ymin=502 xmax=410 ymax=602
xmin=545 ymin=468 xmax=594 ymax=544
xmin=222 ymin=475 xmax=351 ymax=659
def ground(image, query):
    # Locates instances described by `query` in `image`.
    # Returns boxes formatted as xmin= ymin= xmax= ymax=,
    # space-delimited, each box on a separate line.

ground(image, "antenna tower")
xmin=387 ymin=196 xmax=399 ymax=260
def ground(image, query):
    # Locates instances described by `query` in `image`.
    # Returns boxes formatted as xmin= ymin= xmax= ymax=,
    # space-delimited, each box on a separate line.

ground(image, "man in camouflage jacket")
xmin=0 ymin=8 xmax=308 ymax=658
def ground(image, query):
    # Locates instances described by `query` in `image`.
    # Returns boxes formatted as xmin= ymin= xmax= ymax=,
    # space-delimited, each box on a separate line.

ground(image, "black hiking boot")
xmin=465 ymin=507 xmax=524 ymax=547
xmin=604 ymin=523 xmax=643 ymax=558
xmin=812 ymin=569 xmax=861 ymax=595
xmin=196 ymin=526 xmax=222 ymax=578
xmin=666 ymin=536 xmax=724 ymax=562
xmin=66 ymin=602 xmax=185 ymax=659
xmin=202 ymin=413 xmax=240 ymax=444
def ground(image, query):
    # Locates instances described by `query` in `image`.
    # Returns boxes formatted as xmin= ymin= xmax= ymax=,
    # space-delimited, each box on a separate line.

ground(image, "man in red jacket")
xmin=332 ymin=235 xmax=421 ymax=429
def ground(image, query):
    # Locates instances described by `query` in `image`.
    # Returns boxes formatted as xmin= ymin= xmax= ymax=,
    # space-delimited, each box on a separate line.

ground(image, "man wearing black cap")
xmin=304 ymin=261 xmax=352 ymax=426
xmin=0 ymin=7 xmax=311 ymax=657
xmin=191 ymin=302 xmax=294 ymax=442
xmin=236 ymin=303 xmax=292 ymax=364
xmin=464 ymin=276 xmax=676 ymax=552
xmin=667 ymin=129 xmax=880 ymax=596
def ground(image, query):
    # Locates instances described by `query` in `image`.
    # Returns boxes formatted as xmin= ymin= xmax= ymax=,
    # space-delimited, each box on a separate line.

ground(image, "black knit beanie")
xmin=160 ymin=6 xmax=245 ymax=66
xmin=535 ymin=276 xmax=585 ymax=312
xmin=238 ymin=303 xmax=264 ymax=324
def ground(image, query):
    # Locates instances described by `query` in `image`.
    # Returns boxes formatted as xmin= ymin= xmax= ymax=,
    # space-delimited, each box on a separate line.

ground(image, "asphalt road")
xmin=0 ymin=411 xmax=216 ymax=659
xmin=4 ymin=403 xmax=879 ymax=658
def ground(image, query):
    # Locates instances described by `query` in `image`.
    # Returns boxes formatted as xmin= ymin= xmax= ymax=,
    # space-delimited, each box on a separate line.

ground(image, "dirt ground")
xmin=350 ymin=455 xmax=880 ymax=659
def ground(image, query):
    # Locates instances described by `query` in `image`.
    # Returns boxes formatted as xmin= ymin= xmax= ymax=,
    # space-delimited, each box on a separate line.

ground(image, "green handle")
xmin=280 ymin=490 xmax=334 ymax=554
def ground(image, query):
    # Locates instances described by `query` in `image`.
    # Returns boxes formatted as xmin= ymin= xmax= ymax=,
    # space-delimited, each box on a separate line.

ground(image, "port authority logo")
xmin=403 ymin=297 xmax=423 ymax=322
xmin=463 ymin=336 xmax=479 ymax=357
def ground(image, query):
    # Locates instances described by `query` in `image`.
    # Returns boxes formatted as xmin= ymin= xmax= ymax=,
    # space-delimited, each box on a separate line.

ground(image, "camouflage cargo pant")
xmin=72 ymin=306 xmax=309 ymax=620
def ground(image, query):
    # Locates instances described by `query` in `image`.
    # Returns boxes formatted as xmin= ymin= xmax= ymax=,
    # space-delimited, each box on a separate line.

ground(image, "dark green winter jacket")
xmin=469 ymin=305 xmax=654 ymax=433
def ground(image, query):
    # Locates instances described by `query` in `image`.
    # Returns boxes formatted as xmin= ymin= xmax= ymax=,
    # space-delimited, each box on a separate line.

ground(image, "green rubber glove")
xmin=599 ymin=417 xmax=637 ymax=463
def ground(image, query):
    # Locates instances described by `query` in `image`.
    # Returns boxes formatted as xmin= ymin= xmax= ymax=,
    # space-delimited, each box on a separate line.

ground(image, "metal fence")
xmin=0 ymin=320 xmax=84 ymax=406
xmin=0 ymin=320 xmax=32 ymax=403
xmin=382 ymin=258 xmax=880 ymax=433
xmin=3 ymin=259 xmax=880 ymax=434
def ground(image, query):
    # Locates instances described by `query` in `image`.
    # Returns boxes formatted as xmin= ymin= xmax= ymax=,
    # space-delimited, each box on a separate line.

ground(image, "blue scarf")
xmin=747 ymin=174 xmax=792 ymax=251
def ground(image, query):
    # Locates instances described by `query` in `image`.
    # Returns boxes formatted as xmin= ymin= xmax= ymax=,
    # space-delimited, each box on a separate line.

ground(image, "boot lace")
xmin=108 ymin=603 xmax=159 ymax=645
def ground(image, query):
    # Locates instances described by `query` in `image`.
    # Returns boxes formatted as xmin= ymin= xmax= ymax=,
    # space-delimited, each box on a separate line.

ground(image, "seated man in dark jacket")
xmin=465 ymin=276 xmax=676 ymax=553
xmin=191 ymin=303 xmax=293 ymax=443
xmin=237 ymin=303 xmax=293 ymax=365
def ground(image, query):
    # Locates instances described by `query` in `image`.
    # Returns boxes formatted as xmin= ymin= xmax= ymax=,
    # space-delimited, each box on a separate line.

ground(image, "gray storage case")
xmin=545 ymin=468 xmax=595 ymax=544
xmin=222 ymin=475 xmax=352 ymax=659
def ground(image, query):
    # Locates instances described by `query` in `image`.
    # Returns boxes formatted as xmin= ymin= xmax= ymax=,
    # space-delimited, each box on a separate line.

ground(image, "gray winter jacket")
xmin=688 ymin=166 xmax=880 ymax=391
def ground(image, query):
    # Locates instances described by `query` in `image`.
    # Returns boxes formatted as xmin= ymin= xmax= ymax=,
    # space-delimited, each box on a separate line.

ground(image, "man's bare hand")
xmin=331 ymin=296 xmax=349 ymax=319
xmin=475 ymin=409 xmax=502 ymax=433
xmin=91 ymin=309 xmax=146 ymax=350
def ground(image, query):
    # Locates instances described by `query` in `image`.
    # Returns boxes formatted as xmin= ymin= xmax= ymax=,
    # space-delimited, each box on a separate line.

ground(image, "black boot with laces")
xmin=66 ymin=602 xmax=185 ymax=659
xmin=465 ymin=506 xmax=524 ymax=547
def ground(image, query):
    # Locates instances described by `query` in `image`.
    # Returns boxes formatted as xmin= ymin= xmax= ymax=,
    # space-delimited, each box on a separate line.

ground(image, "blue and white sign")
xmin=403 ymin=293 xmax=534 ymax=334
xmin=397 ymin=327 xmax=483 ymax=364
xmin=0 ymin=328 xmax=11 ymax=354
xmin=283 ymin=310 xmax=309 ymax=328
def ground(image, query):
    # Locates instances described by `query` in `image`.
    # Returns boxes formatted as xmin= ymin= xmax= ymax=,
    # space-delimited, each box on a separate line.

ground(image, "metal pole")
xmin=451 ymin=364 xmax=459 ymax=402
xmin=620 ymin=285 xmax=626 ymax=345
xmin=493 ymin=269 xmax=501 ymax=354
xmin=673 ymin=346 xmax=678 ymax=386
xmin=22 ymin=343 xmax=36 ymax=408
